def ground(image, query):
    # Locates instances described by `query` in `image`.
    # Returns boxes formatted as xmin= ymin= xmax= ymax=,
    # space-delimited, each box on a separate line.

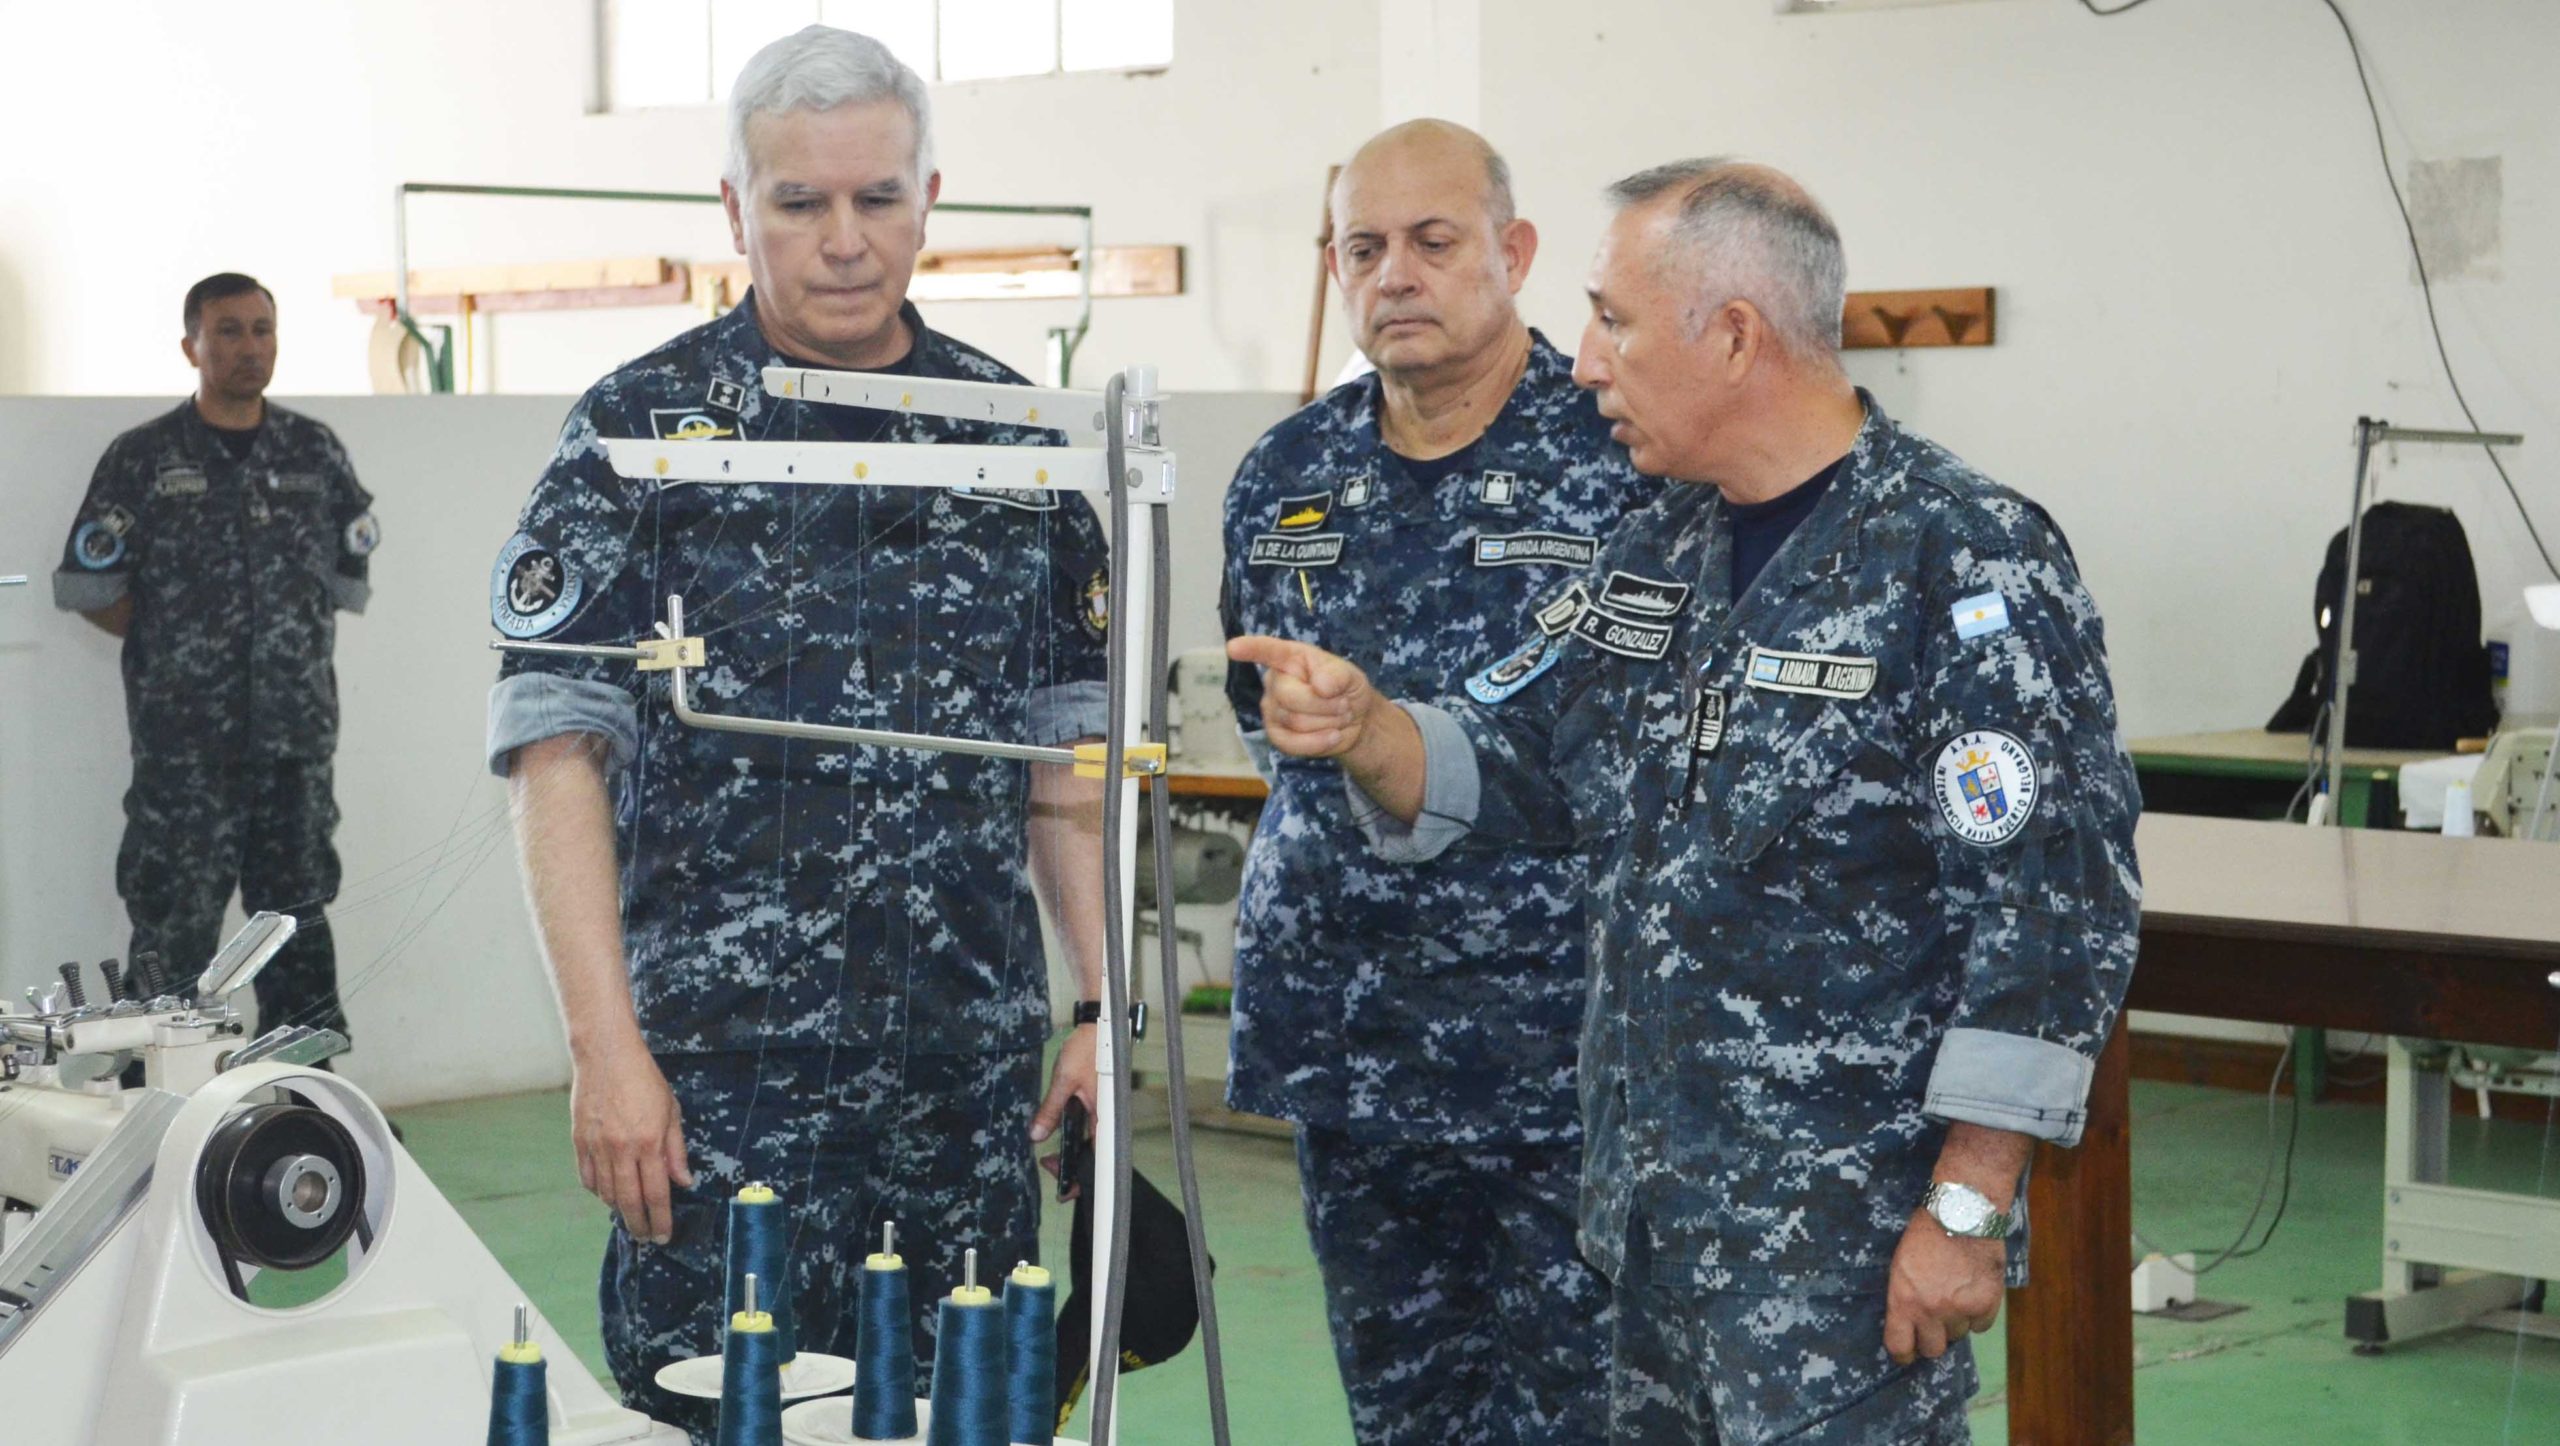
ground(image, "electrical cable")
xmin=2310 ymin=0 xmax=2554 ymax=578
xmin=2131 ymin=1038 xmax=2303 ymax=1276
xmin=2077 ymin=0 xmax=2160 ymax=14
xmin=2495 ymin=1028 xmax=2560 ymax=1445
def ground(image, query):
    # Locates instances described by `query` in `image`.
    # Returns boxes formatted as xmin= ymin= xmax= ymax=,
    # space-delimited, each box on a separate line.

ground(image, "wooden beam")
xmin=332 ymin=256 xmax=674 ymax=302
xmin=2006 ymin=1024 xmax=2134 ymax=1446
xmin=1841 ymin=286 xmax=1996 ymax=349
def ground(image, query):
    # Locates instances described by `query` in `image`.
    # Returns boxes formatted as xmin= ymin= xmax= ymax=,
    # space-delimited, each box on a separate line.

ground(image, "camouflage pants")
xmin=116 ymin=752 xmax=346 ymax=1039
xmin=602 ymin=1047 xmax=1041 ymax=1446
xmin=1295 ymin=1127 xmax=1614 ymax=1445
xmin=1607 ymin=1223 xmax=1976 ymax=1445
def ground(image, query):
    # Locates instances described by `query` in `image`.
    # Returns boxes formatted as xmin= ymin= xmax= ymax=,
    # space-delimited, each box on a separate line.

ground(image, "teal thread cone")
xmin=926 ymin=1287 xmax=1005 ymax=1446
xmin=1002 ymin=1263 xmax=1057 ymax=1446
xmin=725 ymin=1184 xmax=796 ymax=1363
xmin=716 ymin=1305 xmax=785 ymax=1446
xmin=854 ymin=1245 xmax=918 ymax=1439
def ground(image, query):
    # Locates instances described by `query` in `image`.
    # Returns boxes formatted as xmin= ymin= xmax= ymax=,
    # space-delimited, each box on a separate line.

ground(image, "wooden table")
xmin=2007 ymin=815 xmax=2560 ymax=1444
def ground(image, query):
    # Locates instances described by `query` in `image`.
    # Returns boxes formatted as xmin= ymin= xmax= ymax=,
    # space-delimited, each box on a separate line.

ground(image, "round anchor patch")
xmin=1935 ymin=729 xmax=2039 ymax=847
xmin=491 ymin=530 xmax=582 ymax=639
xmin=73 ymin=520 xmax=127 ymax=570
xmin=343 ymin=512 xmax=382 ymax=557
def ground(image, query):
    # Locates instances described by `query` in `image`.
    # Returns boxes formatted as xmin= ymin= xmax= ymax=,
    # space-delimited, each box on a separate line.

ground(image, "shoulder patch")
xmin=1465 ymin=634 xmax=1561 ymax=703
xmin=1082 ymin=567 xmax=1110 ymax=638
xmin=491 ymin=531 xmax=583 ymax=639
xmin=72 ymin=520 xmax=127 ymax=570
xmin=1935 ymin=729 xmax=2038 ymax=846
xmin=344 ymin=512 xmax=382 ymax=557
xmin=1951 ymin=590 xmax=2010 ymax=640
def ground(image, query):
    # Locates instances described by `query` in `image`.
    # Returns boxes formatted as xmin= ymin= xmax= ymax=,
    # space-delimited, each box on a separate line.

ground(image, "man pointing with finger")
xmin=1233 ymin=159 xmax=2140 ymax=1444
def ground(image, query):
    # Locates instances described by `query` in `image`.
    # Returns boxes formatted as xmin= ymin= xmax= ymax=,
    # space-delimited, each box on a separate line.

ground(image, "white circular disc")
xmin=655 ymin=1350 xmax=861 ymax=1402
xmin=782 ymin=1395 xmax=928 ymax=1444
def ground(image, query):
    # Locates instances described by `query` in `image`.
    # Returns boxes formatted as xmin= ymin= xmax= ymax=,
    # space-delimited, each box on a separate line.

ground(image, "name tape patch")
xmin=952 ymin=485 xmax=1061 ymax=512
xmin=1248 ymin=533 xmax=1346 ymax=568
xmin=1474 ymin=531 xmax=1599 ymax=569
xmin=1935 ymin=729 xmax=2039 ymax=846
xmin=1744 ymin=646 xmax=1877 ymax=700
xmin=1574 ymin=602 xmax=1675 ymax=661
xmin=152 ymin=465 xmax=207 ymax=498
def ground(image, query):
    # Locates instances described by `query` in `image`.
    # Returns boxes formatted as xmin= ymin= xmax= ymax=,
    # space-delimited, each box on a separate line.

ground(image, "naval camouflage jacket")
xmin=485 ymin=293 xmax=1108 ymax=1057
xmin=1363 ymin=393 xmax=2142 ymax=1288
xmin=1220 ymin=333 xmax=1658 ymax=1142
xmin=54 ymin=401 xmax=375 ymax=761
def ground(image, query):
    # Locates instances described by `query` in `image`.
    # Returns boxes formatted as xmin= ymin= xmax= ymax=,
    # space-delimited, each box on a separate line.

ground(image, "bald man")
xmin=1235 ymin=159 xmax=2140 ymax=1444
xmin=1218 ymin=120 xmax=1654 ymax=1443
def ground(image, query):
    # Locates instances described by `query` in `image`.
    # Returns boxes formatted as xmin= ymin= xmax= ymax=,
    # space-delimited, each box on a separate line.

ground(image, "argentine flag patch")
xmin=1951 ymin=591 xmax=2010 ymax=640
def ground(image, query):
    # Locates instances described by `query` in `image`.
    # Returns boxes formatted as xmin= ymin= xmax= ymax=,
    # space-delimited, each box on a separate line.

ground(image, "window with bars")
xmin=600 ymin=0 xmax=1172 ymax=112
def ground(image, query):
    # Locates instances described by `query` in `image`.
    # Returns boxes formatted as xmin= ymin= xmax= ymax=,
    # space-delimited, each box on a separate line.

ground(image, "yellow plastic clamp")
xmin=1072 ymin=742 xmax=1169 ymax=779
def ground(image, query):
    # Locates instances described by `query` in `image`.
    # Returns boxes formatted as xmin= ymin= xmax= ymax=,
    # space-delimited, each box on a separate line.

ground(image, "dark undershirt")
xmin=208 ymin=421 xmax=261 ymax=462
xmin=1388 ymin=436 xmax=1481 ymax=488
xmin=1729 ymin=454 xmax=1846 ymax=602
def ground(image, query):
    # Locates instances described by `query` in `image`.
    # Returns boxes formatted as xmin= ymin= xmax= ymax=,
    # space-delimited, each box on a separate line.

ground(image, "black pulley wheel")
xmin=195 ymin=1102 xmax=366 ymax=1271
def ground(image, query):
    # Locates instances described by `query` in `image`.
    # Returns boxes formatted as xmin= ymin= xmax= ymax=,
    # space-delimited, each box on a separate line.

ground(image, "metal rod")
xmin=489 ymin=639 xmax=649 ymax=661
xmin=663 ymin=595 xmax=1080 ymax=768
xmin=2324 ymin=420 xmax=2383 ymax=819
xmin=0 ymin=576 xmax=28 ymax=587
xmin=514 ymin=1302 xmax=530 ymax=1348
xmin=2370 ymin=426 xmax=2524 ymax=448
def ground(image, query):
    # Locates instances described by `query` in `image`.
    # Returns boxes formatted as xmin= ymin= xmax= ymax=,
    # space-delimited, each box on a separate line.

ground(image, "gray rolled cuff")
xmin=1349 ymin=702 xmax=1480 ymax=864
xmin=330 ymin=574 xmax=371 ymax=614
xmin=1240 ymin=730 xmax=1276 ymax=786
xmin=487 ymin=672 xmax=641 ymax=777
xmin=53 ymin=568 xmax=128 ymax=613
xmin=1027 ymin=679 xmax=1110 ymax=747
xmin=1922 ymin=1026 xmax=2097 ymax=1146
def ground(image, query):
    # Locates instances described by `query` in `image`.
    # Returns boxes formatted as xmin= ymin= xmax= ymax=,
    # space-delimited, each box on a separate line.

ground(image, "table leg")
xmin=2006 ymin=1024 xmax=2133 ymax=1446
xmin=2293 ymin=1027 xmax=2328 ymax=1102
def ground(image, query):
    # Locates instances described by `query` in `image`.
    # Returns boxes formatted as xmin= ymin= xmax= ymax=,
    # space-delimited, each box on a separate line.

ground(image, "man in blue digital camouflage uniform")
xmin=1235 ymin=160 xmax=2141 ymax=1444
xmin=56 ymin=272 xmax=375 ymax=1041
xmin=1219 ymin=120 xmax=1648 ymax=1445
xmin=487 ymin=29 xmax=1108 ymax=1443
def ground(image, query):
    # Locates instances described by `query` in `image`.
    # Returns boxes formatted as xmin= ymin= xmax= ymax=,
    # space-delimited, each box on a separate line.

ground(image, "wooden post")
xmin=1300 ymin=165 xmax=1342 ymax=405
xmin=2006 ymin=1023 xmax=2134 ymax=1445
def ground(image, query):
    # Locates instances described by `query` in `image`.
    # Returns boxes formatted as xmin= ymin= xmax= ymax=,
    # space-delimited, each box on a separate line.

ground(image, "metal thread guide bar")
xmin=600 ymin=368 xmax=1174 ymax=505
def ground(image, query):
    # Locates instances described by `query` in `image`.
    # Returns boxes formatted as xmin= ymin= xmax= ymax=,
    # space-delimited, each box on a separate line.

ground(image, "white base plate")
xmin=655 ymin=1350 xmax=860 ymax=1401
xmin=781 ymin=1396 xmax=1084 ymax=1446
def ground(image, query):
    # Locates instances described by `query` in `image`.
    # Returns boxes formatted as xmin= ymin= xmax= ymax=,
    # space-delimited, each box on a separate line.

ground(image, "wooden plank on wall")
xmin=1841 ymin=286 xmax=1995 ymax=349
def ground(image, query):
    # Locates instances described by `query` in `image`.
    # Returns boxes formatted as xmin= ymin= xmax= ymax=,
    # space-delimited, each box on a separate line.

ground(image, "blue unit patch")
xmin=1466 ymin=634 xmax=1562 ymax=704
xmin=491 ymin=530 xmax=582 ymax=639
xmin=72 ymin=519 xmax=126 ymax=570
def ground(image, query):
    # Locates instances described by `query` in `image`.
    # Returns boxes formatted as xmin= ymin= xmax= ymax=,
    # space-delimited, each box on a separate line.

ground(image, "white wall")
xmin=0 ymin=389 xmax=1286 ymax=1107
xmin=0 ymin=0 xmax=1379 ymax=398
xmin=1484 ymin=0 xmax=2559 ymax=736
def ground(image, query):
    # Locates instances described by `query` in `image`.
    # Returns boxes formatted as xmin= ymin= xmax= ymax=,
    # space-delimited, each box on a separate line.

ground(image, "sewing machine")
xmin=0 ymin=914 xmax=682 ymax=1444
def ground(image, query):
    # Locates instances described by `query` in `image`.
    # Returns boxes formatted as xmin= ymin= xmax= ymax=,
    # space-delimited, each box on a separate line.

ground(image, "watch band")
xmin=1921 ymin=1181 xmax=2014 ymax=1239
xmin=1072 ymin=1000 xmax=1104 ymax=1026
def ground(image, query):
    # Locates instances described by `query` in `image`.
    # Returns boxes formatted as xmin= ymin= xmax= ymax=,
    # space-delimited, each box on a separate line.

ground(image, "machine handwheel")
xmin=195 ymin=1101 xmax=367 ymax=1273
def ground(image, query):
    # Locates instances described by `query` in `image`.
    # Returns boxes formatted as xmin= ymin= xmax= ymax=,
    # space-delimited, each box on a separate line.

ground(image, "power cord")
xmin=2078 ymin=0 xmax=2557 ymax=578
xmin=2131 ymin=1038 xmax=2303 ymax=1276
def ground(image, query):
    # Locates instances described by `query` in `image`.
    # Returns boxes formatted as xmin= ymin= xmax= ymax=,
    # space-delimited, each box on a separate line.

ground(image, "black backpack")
xmin=2267 ymin=501 xmax=2499 ymax=749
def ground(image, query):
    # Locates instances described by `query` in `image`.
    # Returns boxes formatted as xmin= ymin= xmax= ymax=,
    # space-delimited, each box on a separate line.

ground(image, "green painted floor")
xmin=385 ymin=1078 xmax=2560 ymax=1444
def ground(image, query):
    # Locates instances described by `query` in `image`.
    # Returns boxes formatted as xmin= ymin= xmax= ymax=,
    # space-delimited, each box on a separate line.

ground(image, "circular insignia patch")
xmin=1082 ymin=568 xmax=1110 ymax=639
xmin=343 ymin=512 xmax=382 ymax=557
xmin=73 ymin=520 xmax=126 ymax=570
xmin=1935 ymin=729 xmax=2039 ymax=847
xmin=491 ymin=530 xmax=582 ymax=639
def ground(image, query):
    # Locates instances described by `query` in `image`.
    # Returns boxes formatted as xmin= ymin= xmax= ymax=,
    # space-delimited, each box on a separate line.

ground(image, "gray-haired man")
xmin=489 ymin=26 xmax=1109 ymax=1440
xmin=1234 ymin=160 xmax=2141 ymax=1443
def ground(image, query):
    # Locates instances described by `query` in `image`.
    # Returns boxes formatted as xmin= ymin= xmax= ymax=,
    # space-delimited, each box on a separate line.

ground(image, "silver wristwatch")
xmin=1921 ymin=1181 xmax=2014 ymax=1239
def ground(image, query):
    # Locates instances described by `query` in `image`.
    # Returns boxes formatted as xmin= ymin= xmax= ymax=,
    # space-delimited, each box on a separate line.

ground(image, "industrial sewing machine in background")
xmin=0 ymin=913 xmax=681 ymax=1444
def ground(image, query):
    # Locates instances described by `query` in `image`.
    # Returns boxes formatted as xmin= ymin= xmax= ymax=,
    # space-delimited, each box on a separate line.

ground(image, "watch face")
xmin=1934 ymin=1185 xmax=1993 ymax=1234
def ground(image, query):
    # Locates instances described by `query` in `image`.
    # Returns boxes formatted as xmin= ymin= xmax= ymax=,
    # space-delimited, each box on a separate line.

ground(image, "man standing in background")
xmin=54 ymin=271 xmax=375 ymax=1040
xmin=1219 ymin=119 xmax=1653 ymax=1443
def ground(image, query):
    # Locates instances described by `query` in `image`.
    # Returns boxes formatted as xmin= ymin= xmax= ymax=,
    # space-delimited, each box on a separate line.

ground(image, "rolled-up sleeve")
xmin=1344 ymin=702 xmax=1482 ymax=862
xmin=487 ymin=672 xmax=641 ymax=777
xmin=1914 ymin=519 xmax=2142 ymax=1148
